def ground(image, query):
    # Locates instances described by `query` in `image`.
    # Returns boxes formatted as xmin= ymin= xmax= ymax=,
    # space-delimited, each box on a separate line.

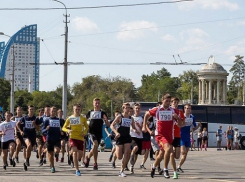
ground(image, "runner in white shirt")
xmin=0 ymin=111 xmax=17 ymax=170
xmin=129 ymin=103 xmax=144 ymax=174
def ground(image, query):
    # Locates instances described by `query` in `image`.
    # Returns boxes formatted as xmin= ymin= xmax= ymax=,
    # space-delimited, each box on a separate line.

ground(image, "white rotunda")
xmin=197 ymin=56 xmax=229 ymax=105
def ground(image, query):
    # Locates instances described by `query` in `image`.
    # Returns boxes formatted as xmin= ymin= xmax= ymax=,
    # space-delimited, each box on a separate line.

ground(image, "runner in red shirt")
xmin=143 ymin=94 xmax=183 ymax=178
xmin=170 ymin=97 xmax=185 ymax=179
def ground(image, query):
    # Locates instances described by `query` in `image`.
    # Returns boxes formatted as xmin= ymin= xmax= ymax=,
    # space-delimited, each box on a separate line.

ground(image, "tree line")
xmin=0 ymin=55 xmax=244 ymax=118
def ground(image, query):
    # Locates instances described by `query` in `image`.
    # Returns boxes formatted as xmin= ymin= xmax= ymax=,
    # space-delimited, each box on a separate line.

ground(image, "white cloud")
xmin=117 ymin=21 xmax=158 ymax=41
xmin=178 ymin=0 xmax=239 ymax=11
xmin=224 ymin=39 xmax=245 ymax=59
xmin=72 ymin=17 xmax=99 ymax=33
xmin=161 ymin=34 xmax=175 ymax=41
xmin=179 ymin=28 xmax=209 ymax=53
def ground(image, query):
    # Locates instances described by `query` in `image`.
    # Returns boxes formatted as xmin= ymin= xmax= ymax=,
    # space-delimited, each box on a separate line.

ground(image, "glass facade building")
xmin=0 ymin=24 xmax=40 ymax=92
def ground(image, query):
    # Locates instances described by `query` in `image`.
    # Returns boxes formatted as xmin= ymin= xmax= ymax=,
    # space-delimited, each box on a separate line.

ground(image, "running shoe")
xmin=13 ymin=160 xmax=16 ymax=167
xmin=15 ymin=157 xmax=19 ymax=163
xmin=150 ymin=157 xmax=155 ymax=161
xmin=124 ymin=165 xmax=129 ymax=171
xmin=118 ymin=171 xmax=126 ymax=177
xmin=158 ymin=167 xmax=163 ymax=175
xmin=130 ymin=166 xmax=134 ymax=174
xmin=3 ymin=165 xmax=6 ymax=170
xmin=140 ymin=164 xmax=146 ymax=169
xmin=70 ymin=161 xmax=74 ymax=168
xmin=112 ymin=161 xmax=116 ymax=168
xmin=51 ymin=167 xmax=55 ymax=173
xmin=76 ymin=170 xmax=81 ymax=176
xmin=93 ymin=163 xmax=98 ymax=170
xmin=43 ymin=159 xmax=46 ymax=164
xmin=23 ymin=163 xmax=27 ymax=171
xmin=173 ymin=172 xmax=178 ymax=179
xmin=60 ymin=157 xmax=64 ymax=163
xmin=68 ymin=156 xmax=71 ymax=165
xmin=25 ymin=159 xmax=30 ymax=166
xmin=84 ymin=156 xmax=90 ymax=168
xmin=9 ymin=158 xmax=13 ymax=165
xmin=39 ymin=159 xmax=43 ymax=166
xmin=130 ymin=155 xmax=134 ymax=166
xmin=177 ymin=167 xmax=184 ymax=173
xmin=81 ymin=162 xmax=86 ymax=167
xmin=150 ymin=165 xmax=156 ymax=178
xmin=109 ymin=154 xmax=113 ymax=162
xmin=164 ymin=170 xmax=170 ymax=178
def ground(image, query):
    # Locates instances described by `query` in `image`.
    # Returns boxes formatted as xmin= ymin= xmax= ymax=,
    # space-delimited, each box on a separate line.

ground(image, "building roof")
xmin=198 ymin=56 xmax=228 ymax=75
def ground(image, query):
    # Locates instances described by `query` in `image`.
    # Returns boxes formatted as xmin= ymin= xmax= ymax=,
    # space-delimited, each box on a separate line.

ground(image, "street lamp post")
xmin=0 ymin=32 xmax=14 ymax=113
xmin=53 ymin=0 xmax=69 ymax=118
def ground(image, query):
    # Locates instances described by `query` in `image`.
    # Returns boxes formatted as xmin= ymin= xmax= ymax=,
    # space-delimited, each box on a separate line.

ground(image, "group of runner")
xmin=0 ymin=94 xmax=200 ymax=178
xmin=106 ymin=94 xmax=201 ymax=178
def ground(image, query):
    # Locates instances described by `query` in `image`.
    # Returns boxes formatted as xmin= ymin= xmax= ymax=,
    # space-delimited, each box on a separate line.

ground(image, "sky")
xmin=0 ymin=0 xmax=245 ymax=91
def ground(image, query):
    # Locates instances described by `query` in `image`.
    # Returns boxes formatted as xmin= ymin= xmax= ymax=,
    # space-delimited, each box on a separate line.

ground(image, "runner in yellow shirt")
xmin=62 ymin=104 xmax=88 ymax=176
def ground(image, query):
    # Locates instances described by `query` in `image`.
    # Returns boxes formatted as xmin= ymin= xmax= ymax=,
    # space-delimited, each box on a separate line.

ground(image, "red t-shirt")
xmin=149 ymin=106 xmax=175 ymax=141
xmin=173 ymin=109 xmax=184 ymax=138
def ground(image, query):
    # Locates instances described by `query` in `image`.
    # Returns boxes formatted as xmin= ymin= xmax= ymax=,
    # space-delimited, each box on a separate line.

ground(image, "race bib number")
xmin=4 ymin=123 xmax=13 ymax=130
xmin=159 ymin=111 xmax=172 ymax=121
xmin=25 ymin=121 xmax=34 ymax=129
xmin=70 ymin=117 xmax=80 ymax=125
xmin=185 ymin=118 xmax=193 ymax=126
xmin=90 ymin=111 xmax=102 ymax=119
xmin=121 ymin=118 xmax=131 ymax=127
xmin=50 ymin=120 xmax=60 ymax=128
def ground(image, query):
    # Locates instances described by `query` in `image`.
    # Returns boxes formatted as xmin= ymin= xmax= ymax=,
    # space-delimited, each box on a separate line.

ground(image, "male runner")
xmin=170 ymin=97 xmax=184 ymax=179
xmin=0 ymin=111 xmax=17 ymax=170
xmin=42 ymin=106 xmax=61 ymax=173
xmin=177 ymin=104 xmax=201 ymax=173
xmin=58 ymin=109 xmax=68 ymax=162
xmin=39 ymin=106 xmax=50 ymax=165
xmin=143 ymin=94 xmax=183 ymax=178
xmin=85 ymin=98 xmax=109 ymax=170
xmin=16 ymin=105 xmax=41 ymax=171
xmin=129 ymin=103 xmax=144 ymax=174
xmin=13 ymin=106 xmax=26 ymax=163
xmin=62 ymin=104 xmax=88 ymax=176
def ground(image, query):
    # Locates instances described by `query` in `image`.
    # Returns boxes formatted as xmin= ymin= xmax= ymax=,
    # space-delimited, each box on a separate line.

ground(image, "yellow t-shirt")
xmin=62 ymin=115 xmax=88 ymax=141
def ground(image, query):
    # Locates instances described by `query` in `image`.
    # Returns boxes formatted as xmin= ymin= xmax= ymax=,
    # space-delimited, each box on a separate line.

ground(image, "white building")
xmin=0 ymin=24 xmax=40 ymax=92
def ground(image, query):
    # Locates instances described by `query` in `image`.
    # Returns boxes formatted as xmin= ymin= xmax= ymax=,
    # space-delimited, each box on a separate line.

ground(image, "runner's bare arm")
xmin=142 ymin=111 xmax=150 ymax=133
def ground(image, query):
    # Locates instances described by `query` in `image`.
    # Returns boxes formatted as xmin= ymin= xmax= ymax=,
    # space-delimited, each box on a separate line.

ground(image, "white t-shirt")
xmin=130 ymin=115 xmax=143 ymax=138
xmin=0 ymin=120 xmax=17 ymax=142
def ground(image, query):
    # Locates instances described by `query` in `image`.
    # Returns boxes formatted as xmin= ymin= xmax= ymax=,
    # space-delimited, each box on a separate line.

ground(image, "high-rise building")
xmin=0 ymin=24 xmax=40 ymax=92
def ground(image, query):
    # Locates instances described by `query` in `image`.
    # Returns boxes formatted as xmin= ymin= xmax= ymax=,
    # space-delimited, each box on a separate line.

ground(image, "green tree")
xmin=14 ymin=90 xmax=33 ymax=114
xmin=0 ymin=78 xmax=11 ymax=111
xmin=178 ymin=70 xmax=198 ymax=103
xmin=228 ymin=55 xmax=245 ymax=104
xmin=138 ymin=67 xmax=179 ymax=101
xmin=69 ymin=75 xmax=136 ymax=118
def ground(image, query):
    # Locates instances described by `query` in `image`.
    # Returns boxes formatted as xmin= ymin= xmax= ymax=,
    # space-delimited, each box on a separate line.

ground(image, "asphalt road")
xmin=0 ymin=148 xmax=244 ymax=182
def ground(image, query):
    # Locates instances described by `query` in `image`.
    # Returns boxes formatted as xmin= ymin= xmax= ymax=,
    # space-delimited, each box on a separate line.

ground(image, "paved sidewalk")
xmin=0 ymin=148 xmax=244 ymax=182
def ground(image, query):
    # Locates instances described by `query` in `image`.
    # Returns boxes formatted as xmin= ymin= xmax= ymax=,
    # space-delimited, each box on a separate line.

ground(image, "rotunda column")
xmin=199 ymin=80 xmax=201 ymax=104
xmin=208 ymin=80 xmax=212 ymax=104
xmin=217 ymin=79 xmax=220 ymax=104
xmin=202 ymin=79 xmax=205 ymax=104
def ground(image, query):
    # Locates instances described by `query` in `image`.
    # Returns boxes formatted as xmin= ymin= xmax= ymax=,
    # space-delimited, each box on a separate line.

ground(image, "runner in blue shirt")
xmin=42 ymin=106 xmax=61 ymax=173
xmin=177 ymin=104 xmax=201 ymax=173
